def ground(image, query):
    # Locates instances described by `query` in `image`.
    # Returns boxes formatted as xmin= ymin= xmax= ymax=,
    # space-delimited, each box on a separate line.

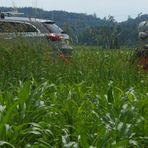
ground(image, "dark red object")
xmin=48 ymin=33 xmax=62 ymax=41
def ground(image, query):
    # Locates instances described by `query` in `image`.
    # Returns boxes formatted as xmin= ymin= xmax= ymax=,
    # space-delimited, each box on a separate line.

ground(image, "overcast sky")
xmin=1 ymin=0 xmax=148 ymax=21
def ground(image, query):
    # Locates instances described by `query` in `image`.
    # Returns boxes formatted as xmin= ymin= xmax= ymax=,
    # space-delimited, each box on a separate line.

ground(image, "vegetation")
xmin=0 ymin=39 xmax=147 ymax=147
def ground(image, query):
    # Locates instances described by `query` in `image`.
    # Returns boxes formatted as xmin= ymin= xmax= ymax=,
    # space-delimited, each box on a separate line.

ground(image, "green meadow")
xmin=0 ymin=39 xmax=147 ymax=147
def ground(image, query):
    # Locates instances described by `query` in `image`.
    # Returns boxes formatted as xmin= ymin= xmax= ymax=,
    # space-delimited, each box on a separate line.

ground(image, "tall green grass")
xmin=0 ymin=40 xmax=147 ymax=147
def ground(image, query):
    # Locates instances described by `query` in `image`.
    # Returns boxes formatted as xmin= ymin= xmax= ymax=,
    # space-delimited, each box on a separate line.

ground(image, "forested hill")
xmin=0 ymin=7 xmax=106 ymax=26
xmin=1 ymin=7 xmax=148 ymax=47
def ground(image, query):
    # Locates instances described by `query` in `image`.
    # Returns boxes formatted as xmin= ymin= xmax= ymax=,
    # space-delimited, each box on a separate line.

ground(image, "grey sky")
xmin=1 ymin=0 xmax=148 ymax=21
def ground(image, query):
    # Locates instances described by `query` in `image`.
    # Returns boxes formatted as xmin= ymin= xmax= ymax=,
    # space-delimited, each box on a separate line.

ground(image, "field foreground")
xmin=0 ymin=40 xmax=148 ymax=147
